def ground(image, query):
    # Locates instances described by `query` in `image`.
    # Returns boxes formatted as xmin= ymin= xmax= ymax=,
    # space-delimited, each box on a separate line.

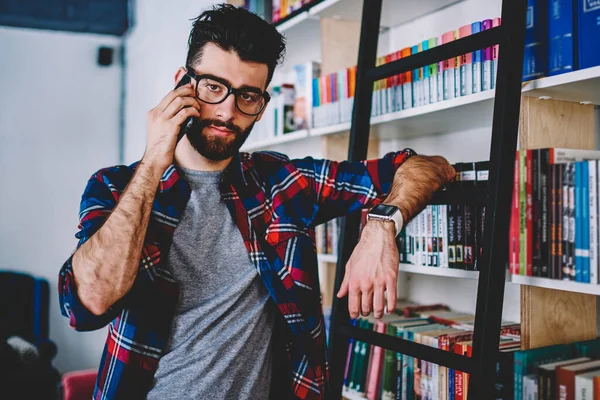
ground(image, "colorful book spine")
xmin=428 ymin=37 xmax=438 ymax=104
xmin=453 ymin=28 xmax=461 ymax=98
xmin=442 ymin=31 xmax=456 ymax=100
xmin=492 ymin=17 xmax=501 ymax=89
xmin=401 ymin=47 xmax=413 ymax=110
xmin=482 ymin=19 xmax=493 ymax=91
xmin=578 ymin=0 xmax=600 ymax=69
xmin=421 ymin=40 xmax=431 ymax=105
xmin=437 ymin=35 xmax=444 ymax=103
xmin=412 ymin=45 xmax=422 ymax=108
xmin=459 ymin=24 xmax=473 ymax=96
xmin=471 ymin=21 xmax=483 ymax=94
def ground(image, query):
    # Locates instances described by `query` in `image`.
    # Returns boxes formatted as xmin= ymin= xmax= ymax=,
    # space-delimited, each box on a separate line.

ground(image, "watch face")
xmin=372 ymin=204 xmax=398 ymax=216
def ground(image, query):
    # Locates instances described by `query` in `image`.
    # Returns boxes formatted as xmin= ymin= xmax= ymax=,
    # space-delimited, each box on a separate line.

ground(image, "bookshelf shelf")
xmin=522 ymin=65 xmax=600 ymax=105
xmin=241 ymin=129 xmax=309 ymax=151
xmin=511 ymin=275 xmax=600 ymax=296
xmin=318 ymin=253 xmax=339 ymax=263
xmin=276 ymin=0 xmax=462 ymax=33
xmin=341 ymin=388 xmax=366 ymax=400
xmin=399 ymin=263 xmax=480 ymax=279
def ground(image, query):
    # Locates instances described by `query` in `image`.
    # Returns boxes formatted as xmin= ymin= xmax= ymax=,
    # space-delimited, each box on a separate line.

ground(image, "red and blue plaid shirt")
xmin=58 ymin=149 xmax=412 ymax=399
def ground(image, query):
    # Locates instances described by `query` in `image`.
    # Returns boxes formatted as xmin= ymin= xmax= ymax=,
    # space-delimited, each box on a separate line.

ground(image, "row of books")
xmin=316 ymin=217 xmax=340 ymax=256
xmin=525 ymin=0 xmax=600 ymax=80
xmin=343 ymin=302 xmax=522 ymax=400
xmin=312 ymin=18 xmax=502 ymax=128
xmin=344 ymin=302 xmax=600 ymax=400
xmin=509 ymin=148 xmax=600 ymax=284
xmin=272 ymin=0 xmax=312 ymax=23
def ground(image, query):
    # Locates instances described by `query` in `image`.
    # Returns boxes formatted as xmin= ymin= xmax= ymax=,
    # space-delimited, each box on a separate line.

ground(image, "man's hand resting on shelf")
xmin=336 ymin=154 xmax=456 ymax=319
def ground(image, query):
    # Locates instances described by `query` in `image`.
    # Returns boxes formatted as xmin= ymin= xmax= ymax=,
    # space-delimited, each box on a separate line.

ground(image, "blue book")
xmin=471 ymin=22 xmax=483 ymax=93
xmin=412 ymin=45 xmax=420 ymax=108
xmin=578 ymin=0 xmax=600 ymax=69
xmin=548 ymin=0 xmax=577 ymax=76
xmin=523 ymin=0 xmax=548 ymax=80
xmin=575 ymin=162 xmax=583 ymax=282
xmin=582 ymin=161 xmax=590 ymax=283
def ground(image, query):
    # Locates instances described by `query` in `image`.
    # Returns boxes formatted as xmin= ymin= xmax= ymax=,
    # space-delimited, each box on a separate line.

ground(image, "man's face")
xmin=175 ymin=43 xmax=269 ymax=161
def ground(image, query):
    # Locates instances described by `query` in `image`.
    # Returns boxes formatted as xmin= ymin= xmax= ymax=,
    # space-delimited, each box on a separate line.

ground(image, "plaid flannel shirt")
xmin=58 ymin=149 xmax=413 ymax=399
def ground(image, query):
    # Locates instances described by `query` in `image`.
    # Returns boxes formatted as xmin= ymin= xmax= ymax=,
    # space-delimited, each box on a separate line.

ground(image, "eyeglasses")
xmin=185 ymin=67 xmax=270 ymax=116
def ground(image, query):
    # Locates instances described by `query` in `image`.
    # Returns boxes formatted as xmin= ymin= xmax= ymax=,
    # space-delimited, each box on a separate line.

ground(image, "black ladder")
xmin=326 ymin=0 xmax=527 ymax=399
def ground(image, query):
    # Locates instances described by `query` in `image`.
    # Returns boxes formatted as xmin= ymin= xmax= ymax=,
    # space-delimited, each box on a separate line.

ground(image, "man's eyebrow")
xmin=203 ymin=74 xmax=263 ymax=93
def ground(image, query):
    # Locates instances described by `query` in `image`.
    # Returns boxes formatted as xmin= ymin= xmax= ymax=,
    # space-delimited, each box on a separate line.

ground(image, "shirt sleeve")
xmin=292 ymin=149 xmax=414 ymax=225
xmin=58 ymin=170 xmax=124 ymax=331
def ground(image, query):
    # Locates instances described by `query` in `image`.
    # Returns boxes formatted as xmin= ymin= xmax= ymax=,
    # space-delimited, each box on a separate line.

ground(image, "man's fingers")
xmin=373 ymin=285 xmax=385 ymax=319
xmin=385 ymin=279 xmax=397 ymax=315
xmin=163 ymin=96 xmax=201 ymax=120
xmin=337 ymin=273 xmax=349 ymax=298
xmin=361 ymin=287 xmax=373 ymax=316
xmin=155 ymin=84 xmax=196 ymax=114
xmin=348 ymin=286 xmax=361 ymax=319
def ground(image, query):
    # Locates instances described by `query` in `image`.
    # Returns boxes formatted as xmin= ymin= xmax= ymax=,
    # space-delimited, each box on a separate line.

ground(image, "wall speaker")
xmin=98 ymin=47 xmax=114 ymax=66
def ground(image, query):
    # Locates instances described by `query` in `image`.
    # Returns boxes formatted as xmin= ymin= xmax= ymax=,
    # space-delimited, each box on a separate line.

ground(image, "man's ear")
xmin=174 ymin=67 xmax=187 ymax=86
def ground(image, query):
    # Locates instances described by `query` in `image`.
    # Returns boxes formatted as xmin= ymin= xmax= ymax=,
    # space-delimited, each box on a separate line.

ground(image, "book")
xmin=471 ymin=21 xmax=483 ymax=94
xmin=548 ymin=0 xmax=577 ymax=76
xmin=523 ymin=0 xmax=548 ymax=81
xmin=537 ymin=357 xmax=591 ymax=399
xmin=577 ymin=0 xmax=600 ymax=69
xmin=458 ymin=24 xmax=473 ymax=96
xmin=556 ymin=359 xmax=600 ymax=400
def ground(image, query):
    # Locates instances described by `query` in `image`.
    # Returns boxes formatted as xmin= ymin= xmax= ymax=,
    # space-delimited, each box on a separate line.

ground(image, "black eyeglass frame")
xmin=185 ymin=67 xmax=271 ymax=116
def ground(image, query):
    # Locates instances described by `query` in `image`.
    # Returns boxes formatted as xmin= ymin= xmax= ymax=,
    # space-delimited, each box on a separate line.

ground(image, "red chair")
xmin=61 ymin=369 xmax=96 ymax=400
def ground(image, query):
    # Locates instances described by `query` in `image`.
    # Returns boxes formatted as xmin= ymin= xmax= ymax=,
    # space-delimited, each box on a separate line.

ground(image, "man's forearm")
xmin=383 ymin=155 xmax=455 ymax=224
xmin=72 ymin=159 xmax=163 ymax=316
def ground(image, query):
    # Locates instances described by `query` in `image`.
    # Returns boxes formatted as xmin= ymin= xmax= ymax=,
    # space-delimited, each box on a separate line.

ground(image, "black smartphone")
xmin=174 ymin=74 xmax=195 ymax=143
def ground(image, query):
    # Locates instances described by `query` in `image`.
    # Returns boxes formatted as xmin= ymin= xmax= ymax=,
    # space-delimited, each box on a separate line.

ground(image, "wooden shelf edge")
xmin=511 ymin=275 xmax=600 ymax=296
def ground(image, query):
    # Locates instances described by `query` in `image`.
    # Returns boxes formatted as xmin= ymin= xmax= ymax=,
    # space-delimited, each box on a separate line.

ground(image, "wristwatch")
xmin=366 ymin=203 xmax=404 ymax=237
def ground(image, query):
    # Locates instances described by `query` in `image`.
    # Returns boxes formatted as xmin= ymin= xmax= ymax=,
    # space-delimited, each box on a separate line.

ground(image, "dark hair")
xmin=186 ymin=4 xmax=286 ymax=87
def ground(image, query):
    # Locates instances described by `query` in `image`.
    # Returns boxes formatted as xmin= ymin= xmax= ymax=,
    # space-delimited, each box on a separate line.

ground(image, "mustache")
xmin=198 ymin=118 xmax=243 ymax=136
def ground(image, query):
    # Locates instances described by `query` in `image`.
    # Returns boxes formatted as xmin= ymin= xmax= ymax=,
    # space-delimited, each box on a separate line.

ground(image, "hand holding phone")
xmin=143 ymin=75 xmax=201 ymax=174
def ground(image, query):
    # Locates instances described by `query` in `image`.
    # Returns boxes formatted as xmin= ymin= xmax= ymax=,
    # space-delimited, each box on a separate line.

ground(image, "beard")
xmin=185 ymin=117 xmax=254 ymax=161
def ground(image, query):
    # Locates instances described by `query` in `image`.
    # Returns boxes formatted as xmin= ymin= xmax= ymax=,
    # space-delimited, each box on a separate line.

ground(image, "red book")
xmin=526 ymin=149 xmax=533 ymax=276
xmin=366 ymin=321 xmax=386 ymax=399
xmin=510 ymin=151 xmax=520 ymax=275
xmin=556 ymin=360 xmax=600 ymax=400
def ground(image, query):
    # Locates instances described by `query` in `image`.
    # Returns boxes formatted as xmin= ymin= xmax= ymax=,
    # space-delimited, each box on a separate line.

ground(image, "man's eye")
xmin=241 ymin=93 xmax=259 ymax=102
xmin=208 ymin=84 xmax=222 ymax=91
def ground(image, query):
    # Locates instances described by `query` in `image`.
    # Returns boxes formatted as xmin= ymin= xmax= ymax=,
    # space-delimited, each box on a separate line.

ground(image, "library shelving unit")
xmin=266 ymin=1 xmax=600 ymax=399
xmin=319 ymin=0 xmax=527 ymax=398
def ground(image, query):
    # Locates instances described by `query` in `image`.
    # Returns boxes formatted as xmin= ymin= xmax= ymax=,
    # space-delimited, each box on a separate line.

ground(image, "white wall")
xmin=0 ymin=27 xmax=122 ymax=372
xmin=124 ymin=0 xmax=218 ymax=164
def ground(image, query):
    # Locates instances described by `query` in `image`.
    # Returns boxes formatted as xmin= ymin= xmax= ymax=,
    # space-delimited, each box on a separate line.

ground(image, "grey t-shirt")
xmin=147 ymin=168 xmax=275 ymax=400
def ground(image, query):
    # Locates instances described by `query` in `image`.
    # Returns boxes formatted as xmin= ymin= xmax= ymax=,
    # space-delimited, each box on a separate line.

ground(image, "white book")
xmin=472 ymin=61 xmax=482 ymax=93
xmin=431 ymin=205 xmax=439 ymax=267
xmin=386 ymin=87 xmax=393 ymax=114
xmin=454 ymin=67 xmax=461 ymax=98
xmin=423 ymin=77 xmax=431 ymax=105
xmin=482 ymin=59 xmax=492 ymax=91
xmin=461 ymin=63 xmax=473 ymax=96
xmin=436 ymin=71 xmax=444 ymax=102
xmin=589 ymin=161 xmax=598 ymax=284
xmin=440 ymin=205 xmax=449 ymax=268
xmin=443 ymin=69 xmax=455 ymax=100
xmin=402 ymin=83 xmax=413 ymax=109
xmin=575 ymin=369 xmax=600 ymax=400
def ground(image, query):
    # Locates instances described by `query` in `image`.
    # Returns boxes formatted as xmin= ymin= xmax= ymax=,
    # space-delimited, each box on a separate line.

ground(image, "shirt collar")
xmin=158 ymin=151 xmax=248 ymax=193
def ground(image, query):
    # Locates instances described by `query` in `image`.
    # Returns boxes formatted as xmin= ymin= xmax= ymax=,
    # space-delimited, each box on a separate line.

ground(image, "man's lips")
xmin=208 ymin=125 xmax=234 ymax=137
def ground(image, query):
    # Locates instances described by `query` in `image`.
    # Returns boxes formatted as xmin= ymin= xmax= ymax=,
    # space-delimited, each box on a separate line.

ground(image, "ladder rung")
xmin=367 ymin=26 xmax=504 ymax=81
xmin=339 ymin=324 xmax=476 ymax=373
